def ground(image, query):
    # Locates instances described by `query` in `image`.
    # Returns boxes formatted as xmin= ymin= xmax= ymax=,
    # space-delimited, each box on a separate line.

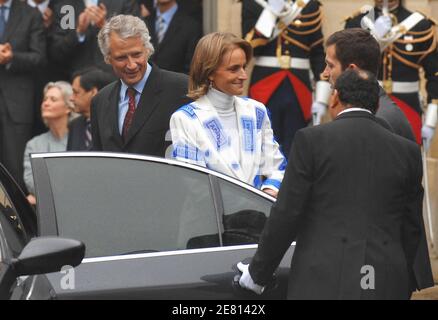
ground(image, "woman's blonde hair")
xmin=188 ymin=32 xmax=253 ymax=100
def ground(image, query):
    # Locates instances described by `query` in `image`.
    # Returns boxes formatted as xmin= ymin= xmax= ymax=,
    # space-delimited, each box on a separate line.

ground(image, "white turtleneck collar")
xmin=206 ymin=88 xmax=235 ymax=115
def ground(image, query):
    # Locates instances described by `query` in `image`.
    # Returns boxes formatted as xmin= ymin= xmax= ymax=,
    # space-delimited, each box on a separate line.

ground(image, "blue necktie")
xmin=156 ymin=15 xmax=166 ymax=44
xmin=0 ymin=6 xmax=6 ymax=42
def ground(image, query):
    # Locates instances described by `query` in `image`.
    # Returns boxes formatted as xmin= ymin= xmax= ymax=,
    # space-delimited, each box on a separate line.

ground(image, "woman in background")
xmin=23 ymin=81 xmax=76 ymax=205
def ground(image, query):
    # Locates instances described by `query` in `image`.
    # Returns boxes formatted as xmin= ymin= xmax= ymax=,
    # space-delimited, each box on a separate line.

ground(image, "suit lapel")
xmin=107 ymin=82 xmax=124 ymax=148
xmin=148 ymin=12 xmax=158 ymax=45
xmin=3 ymin=0 xmax=22 ymax=42
xmin=123 ymin=65 xmax=162 ymax=145
xmin=157 ymin=9 xmax=182 ymax=51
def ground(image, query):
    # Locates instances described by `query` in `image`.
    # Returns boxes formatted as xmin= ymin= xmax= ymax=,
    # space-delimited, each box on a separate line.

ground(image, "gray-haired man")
xmin=90 ymin=14 xmax=190 ymax=156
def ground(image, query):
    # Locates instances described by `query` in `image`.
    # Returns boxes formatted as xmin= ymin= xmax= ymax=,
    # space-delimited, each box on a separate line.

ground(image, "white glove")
xmin=422 ymin=125 xmax=435 ymax=152
xmin=268 ymin=0 xmax=286 ymax=16
xmin=237 ymin=262 xmax=265 ymax=295
xmin=311 ymin=101 xmax=327 ymax=126
xmin=373 ymin=15 xmax=392 ymax=38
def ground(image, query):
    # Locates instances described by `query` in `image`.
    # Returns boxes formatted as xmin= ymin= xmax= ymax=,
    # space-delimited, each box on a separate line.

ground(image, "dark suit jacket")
xmin=376 ymin=87 xmax=416 ymax=143
xmin=48 ymin=0 xmax=140 ymax=79
xmin=67 ymin=115 xmax=90 ymax=151
xmin=139 ymin=0 xmax=203 ymax=21
xmin=249 ymin=110 xmax=433 ymax=299
xmin=146 ymin=8 xmax=202 ymax=74
xmin=90 ymin=64 xmax=190 ymax=157
xmin=0 ymin=0 xmax=46 ymax=124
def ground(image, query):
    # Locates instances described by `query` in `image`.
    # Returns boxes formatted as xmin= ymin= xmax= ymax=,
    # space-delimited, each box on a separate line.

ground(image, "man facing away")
xmin=322 ymin=29 xmax=434 ymax=293
xmin=238 ymin=69 xmax=433 ymax=299
xmin=90 ymin=14 xmax=190 ymax=157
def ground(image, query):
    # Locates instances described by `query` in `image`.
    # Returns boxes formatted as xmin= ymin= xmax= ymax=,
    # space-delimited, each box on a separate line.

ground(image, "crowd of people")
xmin=0 ymin=0 xmax=437 ymax=299
xmin=0 ymin=0 xmax=202 ymax=191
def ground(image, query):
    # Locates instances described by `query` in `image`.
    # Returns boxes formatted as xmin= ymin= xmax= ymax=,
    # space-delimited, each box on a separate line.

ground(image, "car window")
xmin=43 ymin=158 xmax=219 ymax=258
xmin=0 ymin=182 xmax=27 ymax=260
xmin=218 ymin=179 xmax=273 ymax=246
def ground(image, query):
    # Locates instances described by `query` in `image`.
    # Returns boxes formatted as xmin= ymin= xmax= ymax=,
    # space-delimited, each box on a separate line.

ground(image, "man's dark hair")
xmin=334 ymin=69 xmax=380 ymax=113
xmin=72 ymin=68 xmax=115 ymax=91
xmin=326 ymin=28 xmax=381 ymax=74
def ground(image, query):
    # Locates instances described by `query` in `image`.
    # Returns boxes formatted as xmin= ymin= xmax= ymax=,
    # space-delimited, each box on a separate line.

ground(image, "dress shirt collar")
xmin=338 ymin=108 xmax=372 ymax=117
xmin=120 ymin=63 xmax=152 ymax=101
xmin=156 ymin=2 xmax=178 ymax=25
xmin=84 ymin=0 xmax=98 ymax=7
xmin=27 ymin=0 xmax=50 ymax=13
xmin=1 ymin=0 xmax=12 ymax=9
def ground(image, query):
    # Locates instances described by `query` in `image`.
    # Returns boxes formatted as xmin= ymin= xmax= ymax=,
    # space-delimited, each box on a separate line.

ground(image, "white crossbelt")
xmin=378 ymin=81 xmax=419 ymax=93
xmin=254 ymin=56 xmax=310 ymax=70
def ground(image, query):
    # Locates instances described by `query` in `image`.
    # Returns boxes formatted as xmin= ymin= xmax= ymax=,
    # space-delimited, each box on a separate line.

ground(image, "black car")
xmin=2 ymin=152 xmax=295 ymax=299
xmin=0 ymin=163 xmax=84 ymax=300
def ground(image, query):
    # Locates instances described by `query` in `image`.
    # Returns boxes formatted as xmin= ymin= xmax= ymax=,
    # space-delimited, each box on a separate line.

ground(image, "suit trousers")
xmin=0 ymin=89 xmax=33 ymax=191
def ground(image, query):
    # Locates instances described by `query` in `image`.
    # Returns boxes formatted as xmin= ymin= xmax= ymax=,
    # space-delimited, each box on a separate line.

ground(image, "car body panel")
xmin=28 ymin=153 xmax=294 ymax=299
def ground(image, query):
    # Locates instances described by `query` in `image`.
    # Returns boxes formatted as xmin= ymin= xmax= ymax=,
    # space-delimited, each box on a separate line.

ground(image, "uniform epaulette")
xmin=343 ymin=5 xmax=373 ymax=22
xmin=427 ymin=15 xmax=437 ymax=25
xmin=414 ymin=10 xmax=437 ymax=25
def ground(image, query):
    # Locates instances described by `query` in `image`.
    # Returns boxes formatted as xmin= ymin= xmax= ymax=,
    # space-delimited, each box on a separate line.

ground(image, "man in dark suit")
xmin=238 ymin=69 xmax=433 ymax=299
xmin=322 ymin=29 xmax=434 ymax=293
xmin=138 ymin=0 xmax=203 ymax=22
xmin=91 ymin=14 xmax=189 ymax=157
xmin=323 ymin=28 xmax=415 ymax=142
xmin=68 ymin=67 xmax=114 ymax=151
xmin=0 ymin=0 xmax=46 ymax=189
xmin=48 ymin=0 xmax=140 ymax=80
xmin=145 ymin=0 xmax=202 ymax=74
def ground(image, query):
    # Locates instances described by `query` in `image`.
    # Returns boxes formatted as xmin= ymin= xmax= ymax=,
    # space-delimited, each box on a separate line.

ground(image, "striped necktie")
xmin=85 ymin=120 xmax=92 ymax=149
xmin=0 ymin=6 xmax=7 ymax=42
xmin=156 ymin=15 xmax=166 ymax=44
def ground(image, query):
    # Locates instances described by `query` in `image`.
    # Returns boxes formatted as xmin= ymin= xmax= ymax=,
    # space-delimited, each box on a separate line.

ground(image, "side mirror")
xmin=12 ymin=237 xmax=85 ymax=276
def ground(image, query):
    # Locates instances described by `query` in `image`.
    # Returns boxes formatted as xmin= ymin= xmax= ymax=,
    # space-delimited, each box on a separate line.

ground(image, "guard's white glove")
xmin=311 ymin=101 xmax=327 ymax=126
xmin=373 ymin=15 xmax=392 ymax=38
xmin=237 ymin=262 xmax=265 ymax=295
xmin=422 ymin=125 xmax=435 ymax=152
xmin=268 ymin=0 xmax=286 ymax=15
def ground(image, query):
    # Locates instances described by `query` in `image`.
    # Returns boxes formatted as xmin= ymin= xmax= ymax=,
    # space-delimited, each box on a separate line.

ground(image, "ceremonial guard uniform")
xmin=242 ymin=0 xmax=330 ymax=156
xmin=345 ymin=3 xmax=438 ymax=146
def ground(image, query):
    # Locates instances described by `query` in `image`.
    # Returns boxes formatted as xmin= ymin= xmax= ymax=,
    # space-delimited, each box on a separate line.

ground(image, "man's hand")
xmin=237 ymin=262 xmax=265 ymax=295
xmin=77 ymin=10 xmax=91 ymax=35
xmin=422 ymin=125 xmax=435 ymax=152
xmin=0 ymin=43 xmax=13 ymax=65
xmin=42 ymin=7 xmax=54 ymax=29
xmin=140 ymin=4 xmax=150 ymax=18
xmin=373 ymin=15 xmax=392 ymax=38
xmin=85 ymin=3 xmax=107 ymax=29
xmin=311 ymin=101 xmax=327 ymax=126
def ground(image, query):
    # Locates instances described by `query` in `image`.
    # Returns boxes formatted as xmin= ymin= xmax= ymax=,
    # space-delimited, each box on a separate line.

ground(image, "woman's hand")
xmin=262 ymin=188 xmax=278 ymax=198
